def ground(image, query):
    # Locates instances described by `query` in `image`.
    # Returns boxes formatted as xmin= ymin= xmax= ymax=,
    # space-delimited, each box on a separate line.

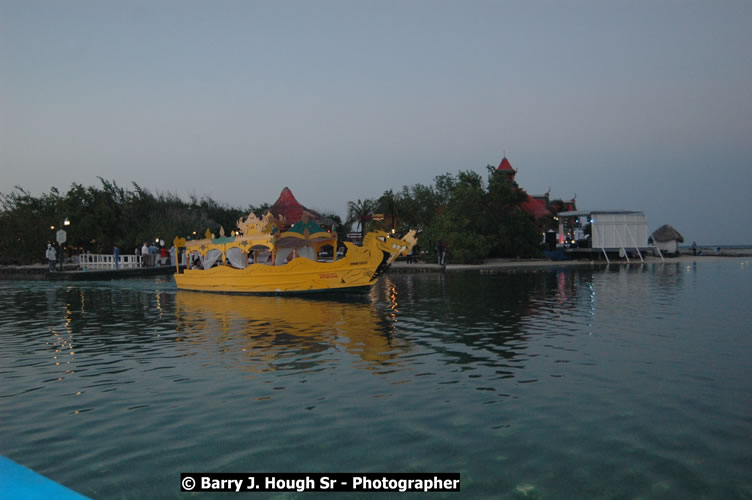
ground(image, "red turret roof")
xmin=497 ymin=157 xmax=516 ymax=172
xmin=270 ymin=187 xmax=321 ymax=224
xmin=493 ymin=156 xmax=571 ymax=220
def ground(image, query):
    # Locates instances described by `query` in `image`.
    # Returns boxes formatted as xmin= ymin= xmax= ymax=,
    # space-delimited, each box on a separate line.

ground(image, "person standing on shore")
xmin=159 ymin=243 xmax=168 ymax=266
xmin=141 ymin=242 xmax=149 ymax=267
xmin=691 ymin=241 xmax=697 ymax=256
xmin=45 ymin=243 xmax=57 ymax=272
xmin=148 ymin=242 xmax=158 ymax=267
xmin=113 ymin=245 xmax=120 ymax=270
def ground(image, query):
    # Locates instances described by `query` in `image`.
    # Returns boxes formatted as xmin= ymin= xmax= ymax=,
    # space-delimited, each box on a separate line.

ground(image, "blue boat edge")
xmin=0 ymin=456 xmax=89 ymax=499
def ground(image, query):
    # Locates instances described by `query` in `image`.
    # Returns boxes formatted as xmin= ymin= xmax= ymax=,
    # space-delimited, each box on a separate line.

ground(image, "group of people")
xmin=138 ymin=242 xmax=170 ymax=267
xmin=44 ymin=241 xmax=174 ymax=271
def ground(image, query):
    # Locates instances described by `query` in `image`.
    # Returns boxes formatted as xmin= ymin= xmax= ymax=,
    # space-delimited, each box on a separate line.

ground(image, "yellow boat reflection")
xmin=175 ymin=291 xmax=410 ymax=371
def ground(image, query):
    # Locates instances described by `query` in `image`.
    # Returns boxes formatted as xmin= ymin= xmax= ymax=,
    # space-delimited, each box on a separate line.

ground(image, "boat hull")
xmin=174 ymin=229 xmax=416 ymax=294
xmin=174 ymin=249 xmax=389 ymax=294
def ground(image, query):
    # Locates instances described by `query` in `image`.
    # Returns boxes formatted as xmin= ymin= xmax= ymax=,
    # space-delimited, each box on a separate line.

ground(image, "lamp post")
xmin=52 ymin=218 xmax=70 ymax=271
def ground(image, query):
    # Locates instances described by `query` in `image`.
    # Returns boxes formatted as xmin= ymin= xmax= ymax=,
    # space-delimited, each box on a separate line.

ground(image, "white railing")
xmin=78 ymin=253 xmax=142 ymax=270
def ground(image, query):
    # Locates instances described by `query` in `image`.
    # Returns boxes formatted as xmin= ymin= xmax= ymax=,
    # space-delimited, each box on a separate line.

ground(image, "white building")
xmin=557 ymin=210 xmax=651 ymax=261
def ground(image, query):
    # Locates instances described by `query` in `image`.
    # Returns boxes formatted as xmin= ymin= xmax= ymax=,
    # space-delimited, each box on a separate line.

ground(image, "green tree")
xmin=389 ymin=166 xmax=542 ymax=263
xmin=485 ymin=166 xmax=541 ymax=258
xmin=0 ymin=180 xmax=250 ymax=264
xmin=420 ymin=170 xmax=492 ymax=263
xmin=346 ymin=198 xmax=375 ymax=243
xmin=0 ymin=186 xmax=60 ymax=264
xmin=374 ymin=190 xmax=393 ymax=232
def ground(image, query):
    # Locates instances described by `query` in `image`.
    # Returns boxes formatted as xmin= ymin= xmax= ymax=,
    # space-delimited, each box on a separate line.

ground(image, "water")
xmin=1 ymin=260 xmax=751 ymax=498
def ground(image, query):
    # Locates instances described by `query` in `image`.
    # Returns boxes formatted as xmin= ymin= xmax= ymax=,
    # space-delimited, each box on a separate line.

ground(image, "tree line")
xmin=349 ymin=166 xmax=545 ymax=263
xmin=0 ymin=179 xmax=274 ymax=265
xmin=1 ymin=165 xmax=547 ymax=265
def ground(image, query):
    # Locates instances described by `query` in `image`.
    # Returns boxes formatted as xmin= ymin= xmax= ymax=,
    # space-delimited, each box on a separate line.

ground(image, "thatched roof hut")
xmin=651 ymin=224 xmax=684 ymax=243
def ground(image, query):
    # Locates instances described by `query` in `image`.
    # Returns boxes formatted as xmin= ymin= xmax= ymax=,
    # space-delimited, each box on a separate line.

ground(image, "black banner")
xmin=180 ymin=473 xmax=460 ymax=493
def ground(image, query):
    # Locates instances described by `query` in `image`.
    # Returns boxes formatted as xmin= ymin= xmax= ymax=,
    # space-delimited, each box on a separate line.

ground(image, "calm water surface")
xmin=1 ymin=261 xmax=751 ymax=498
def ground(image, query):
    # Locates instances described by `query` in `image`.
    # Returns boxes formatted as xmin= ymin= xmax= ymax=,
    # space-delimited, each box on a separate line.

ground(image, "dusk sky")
xmin=2 ymin=1 xmax=751 ymax=244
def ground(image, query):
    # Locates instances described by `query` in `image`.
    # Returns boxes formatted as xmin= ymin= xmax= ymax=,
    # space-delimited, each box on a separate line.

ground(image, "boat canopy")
xmin=176 ymin=210 xmax=337 ymax=269
xmin=275 ymin=217 xmax=336 ymax=249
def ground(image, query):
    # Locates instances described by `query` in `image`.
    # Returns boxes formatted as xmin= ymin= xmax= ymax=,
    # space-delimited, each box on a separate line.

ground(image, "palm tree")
xmin=346 ymin=199 xmax=375 ymax=243
xmin=376 ymin=189 xmax=398 ymax=232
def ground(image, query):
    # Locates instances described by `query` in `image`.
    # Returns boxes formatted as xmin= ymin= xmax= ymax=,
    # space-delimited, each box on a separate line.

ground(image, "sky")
xmin=2 ymin=0 xmax=751 ymax=245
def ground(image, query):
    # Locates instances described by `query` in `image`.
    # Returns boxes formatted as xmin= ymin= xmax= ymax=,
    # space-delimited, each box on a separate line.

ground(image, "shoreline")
xmin=389 ymin=252 xmax=752 ymax=273
xmin=1 ymin=253 xmax=749 ymax=280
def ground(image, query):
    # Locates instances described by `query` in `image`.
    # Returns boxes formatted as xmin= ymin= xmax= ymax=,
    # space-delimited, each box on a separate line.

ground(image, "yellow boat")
xmin=173 ymin=211 xmax=417 ymax=294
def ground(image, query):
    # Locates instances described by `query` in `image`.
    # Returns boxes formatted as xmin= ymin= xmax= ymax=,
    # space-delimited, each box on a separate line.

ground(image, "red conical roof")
xmin=270 ymin=187 xmax=321 ymax=224
xmin=497 ymin=157 xmax=515 ymax=172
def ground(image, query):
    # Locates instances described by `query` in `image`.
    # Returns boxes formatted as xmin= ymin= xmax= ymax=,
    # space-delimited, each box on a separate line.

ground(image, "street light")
xmin=51 ymin=219 xmax=70 ymax=231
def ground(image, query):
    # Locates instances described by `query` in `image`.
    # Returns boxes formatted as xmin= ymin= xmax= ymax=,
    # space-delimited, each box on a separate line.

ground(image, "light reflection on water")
xmin=1 ymin=261 xmax=750 ymax=498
